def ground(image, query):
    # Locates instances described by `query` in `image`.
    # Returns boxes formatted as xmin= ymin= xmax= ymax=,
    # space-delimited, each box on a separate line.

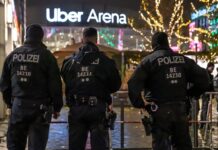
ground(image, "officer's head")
xmin=207 ymin=62 xmax=214 ymax=73
xmin=151 ymin=32 xmax=170 ymax=51
xmin=82 ymin=27 xmax=98 ymax=44
xmin=25 ymin=24 xmax=44 ymax=42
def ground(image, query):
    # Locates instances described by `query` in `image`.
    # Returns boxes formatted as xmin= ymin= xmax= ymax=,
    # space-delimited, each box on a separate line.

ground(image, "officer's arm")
xmin=128 ymin=60 xmax=149 ymax=108
xmin=107 ymin=60 xmax=122 ymax=93
xmin=186 ymin=59 xmax=210 ymax=97
xmin=0 ymin=56 xmax=12 ymax=108
xmin=60 ymin=58 xmax=71 ymax=106
xmin=210 ymin=75 xmax=215 ymax=92
xmin=47 ymin=52 xmax=63 ymax=112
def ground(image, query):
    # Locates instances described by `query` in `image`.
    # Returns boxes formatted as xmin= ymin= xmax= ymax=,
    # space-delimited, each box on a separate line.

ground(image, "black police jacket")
xmin=128 ymin=49 xmax=210 ymax=108
xmin=208 ymin=71 xmax=214 ymax=92
xmin=0 ymin=41 xmax=63 ymax=112
xmin=61 ymin=42 xmax=121 ymax=105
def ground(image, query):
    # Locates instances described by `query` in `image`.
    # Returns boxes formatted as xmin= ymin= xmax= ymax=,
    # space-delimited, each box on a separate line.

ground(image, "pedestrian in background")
xmin=61 ymin=27 xmax=121 ymax=150
xmin=128 ymin=32 xmax=210 ymax=150
xmin=0 ymin=24 xmax=63 ymax=150
xmin=200 ymin=62 xmax=214 ymax=128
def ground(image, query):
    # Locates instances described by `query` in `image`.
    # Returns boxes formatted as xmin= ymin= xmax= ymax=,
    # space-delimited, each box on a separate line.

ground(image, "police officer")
xmin=128 ymin=32 xmax=210 ymax=150
xmin=61 ymin=27 xmax=121 ymax=150
xmin=0 ymin=24 xmax=63 ymax=150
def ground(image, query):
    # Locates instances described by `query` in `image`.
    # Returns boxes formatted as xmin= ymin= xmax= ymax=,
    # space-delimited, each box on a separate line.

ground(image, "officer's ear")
xmin=94 ymin=36 xmax=98 ymax=44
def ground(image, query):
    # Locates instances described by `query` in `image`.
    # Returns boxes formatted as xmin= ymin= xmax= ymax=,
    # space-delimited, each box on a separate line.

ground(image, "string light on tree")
xmin=191 ymin=0 xmax=218 ymax=62
xmin=129 ymin=0 xmax=191 ymax=50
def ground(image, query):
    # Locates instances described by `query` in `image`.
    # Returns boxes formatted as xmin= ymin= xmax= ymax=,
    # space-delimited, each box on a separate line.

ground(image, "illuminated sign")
xmin=211 ymin=28 xmax=218 ymax=36
xmin=26 ymin=0 xmax=140 ymax=27
xmin=191 ymin=3 xmax=218 ymax=20
xmin=46 ymin=8 xmax=127 ymax=25
xmin=210 ymin=17 xmax=218 ymax=26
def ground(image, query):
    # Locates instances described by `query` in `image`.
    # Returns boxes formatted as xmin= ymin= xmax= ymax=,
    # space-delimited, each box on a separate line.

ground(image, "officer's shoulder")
xmin=181 ymin=54 xmax=196 ymax=64
xmin=140 ymin=53 xmax=154 ymax=65
xmin=99 ymin=51 xmax=115 ymax=64
xmin=5 ymin=46 xmax=24 ymax=60
xmin=42 ymin=48 xmax=53 ymax=55
xmin=141 ymin=50 xmax=163 ymax=63
xmin=62 ymin=54 xmax=75 ymax=65
xmin=11 ymin=46 xmax=25 ymax=53
xmin=98 ymin=51 xmax=112 ymax=60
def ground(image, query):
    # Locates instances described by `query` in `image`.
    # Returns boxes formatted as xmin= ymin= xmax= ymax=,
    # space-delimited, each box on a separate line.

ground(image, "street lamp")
xmin=194 ymin=36 xmax=199 ymax=63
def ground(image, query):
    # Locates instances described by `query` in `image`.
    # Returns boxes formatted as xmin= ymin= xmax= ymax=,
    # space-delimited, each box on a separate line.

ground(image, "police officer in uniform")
xmin=61 ymin=27 xmax=121 ymax=150
xmin=0 ymin=24 xmax=63 ymax=150
xmin=128 ymin=32 xmax=210 ymax=150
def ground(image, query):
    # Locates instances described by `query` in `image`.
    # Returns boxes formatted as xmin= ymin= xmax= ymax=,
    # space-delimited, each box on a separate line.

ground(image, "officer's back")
xmin=0 ymin=24 xmax=63 ymax=150
xmin=0 ymin=25 xmax=63 ymax=110
xmin=128 ymin=32 xmax=210 ymax=107
xmin=61 ymin=27 xmax=121 ymax=150
xmin=128 ymin=32 xmax=209 ymax=150
xmin=61 ymin=29 xmax=121 ymax=106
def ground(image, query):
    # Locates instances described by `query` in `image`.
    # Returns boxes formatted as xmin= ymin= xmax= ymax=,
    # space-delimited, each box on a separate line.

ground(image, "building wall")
xmin=0 ymin=3 xmax=6 ymax=119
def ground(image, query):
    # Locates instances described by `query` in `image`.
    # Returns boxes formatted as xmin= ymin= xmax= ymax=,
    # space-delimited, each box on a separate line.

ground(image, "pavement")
xmin=0 ymin=99 xmax=218 ymax=150
xmin=0 ymin=119 xmax=7 ymax=150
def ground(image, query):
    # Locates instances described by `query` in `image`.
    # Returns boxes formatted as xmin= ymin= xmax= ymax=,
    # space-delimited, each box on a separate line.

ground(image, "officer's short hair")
xmin=25 ymin=24 xmax=44 ymax=41
xmin=152 ymin=32 xmax=169 ymax=46
xmin=83 ymin=27 xmax=97 ymax=38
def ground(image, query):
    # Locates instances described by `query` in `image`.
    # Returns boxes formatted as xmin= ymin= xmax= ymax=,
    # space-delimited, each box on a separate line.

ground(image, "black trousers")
xmin=68 ymin=103 xmax=109 ymax=150
xmin=7 ymin=99 xmax=52 ymax=150
xmin=151 ymin=102 xmax=192 ymax=150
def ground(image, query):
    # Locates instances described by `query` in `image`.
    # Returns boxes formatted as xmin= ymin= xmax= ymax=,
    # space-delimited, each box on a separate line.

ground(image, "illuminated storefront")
xmin=189 ymin=3 xmax=218 ymax=51
xmin=26 ymin=0 xmax=143 ymax=51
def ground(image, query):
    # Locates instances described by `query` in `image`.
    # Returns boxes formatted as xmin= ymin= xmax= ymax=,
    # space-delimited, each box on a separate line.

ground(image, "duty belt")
xmin=146 ymin=99 xmax=186 ymax=112
xmin=73 ymin=96 xmax=99 ymax=106
xmin=12 ymin=97 xmax=50 ymax=109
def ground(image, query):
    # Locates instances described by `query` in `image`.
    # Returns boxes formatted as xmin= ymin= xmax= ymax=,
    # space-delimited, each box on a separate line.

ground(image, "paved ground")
xmin=46 ymin=107 xmax=151 ymax=149
xmin=0 ymin=99 xmax=218 ymax=150
xmin=0 ymin=119 xmax=7 ymax=150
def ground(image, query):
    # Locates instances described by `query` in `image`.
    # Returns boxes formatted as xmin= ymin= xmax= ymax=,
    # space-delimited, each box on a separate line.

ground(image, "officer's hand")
xmin=6 ymin=109 xmax=11 ymax=116
xmin=143 ymin=98 xmax=151 ymax=107
xmin=53 ymin=112 xmax=60 ymax=119
xmin=108 ymin=104 xmax=113 ymax=112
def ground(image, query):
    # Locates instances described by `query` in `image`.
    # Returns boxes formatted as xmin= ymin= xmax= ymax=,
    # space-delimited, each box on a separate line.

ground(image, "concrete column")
xmin=0 ymin=3 xmax=6 ymax=119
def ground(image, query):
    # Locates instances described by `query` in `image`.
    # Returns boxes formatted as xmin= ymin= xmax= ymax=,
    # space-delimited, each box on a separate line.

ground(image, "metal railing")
xmin=113 ymin=91 xmax=218 ymax=149
xmin=190 ymin=92 xmax=218 ymax=149
xmin=1 ymin=91 xmax=218 ymax=150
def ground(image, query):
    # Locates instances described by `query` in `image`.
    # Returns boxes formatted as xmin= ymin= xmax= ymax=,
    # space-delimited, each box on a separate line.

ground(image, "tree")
xmin=129 ymin=0 xmax=191 ymax=51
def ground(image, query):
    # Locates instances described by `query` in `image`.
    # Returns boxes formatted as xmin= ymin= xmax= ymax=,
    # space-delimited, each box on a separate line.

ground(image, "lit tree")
xmin=129 ymin=0 xmax=191 ymax=51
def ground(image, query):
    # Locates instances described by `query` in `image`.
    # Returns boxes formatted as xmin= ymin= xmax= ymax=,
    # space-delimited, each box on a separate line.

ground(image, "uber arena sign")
xmin=46 ymin=8 xmax=127 ymax=25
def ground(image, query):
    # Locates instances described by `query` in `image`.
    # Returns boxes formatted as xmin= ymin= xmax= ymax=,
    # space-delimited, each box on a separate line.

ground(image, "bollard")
xmin=120 ymin=98 xmax=125 ymax=148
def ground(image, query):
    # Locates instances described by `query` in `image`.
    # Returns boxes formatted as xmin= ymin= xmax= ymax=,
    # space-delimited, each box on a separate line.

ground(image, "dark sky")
xmin=27 ymin=0 xmax=140 ymax=11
